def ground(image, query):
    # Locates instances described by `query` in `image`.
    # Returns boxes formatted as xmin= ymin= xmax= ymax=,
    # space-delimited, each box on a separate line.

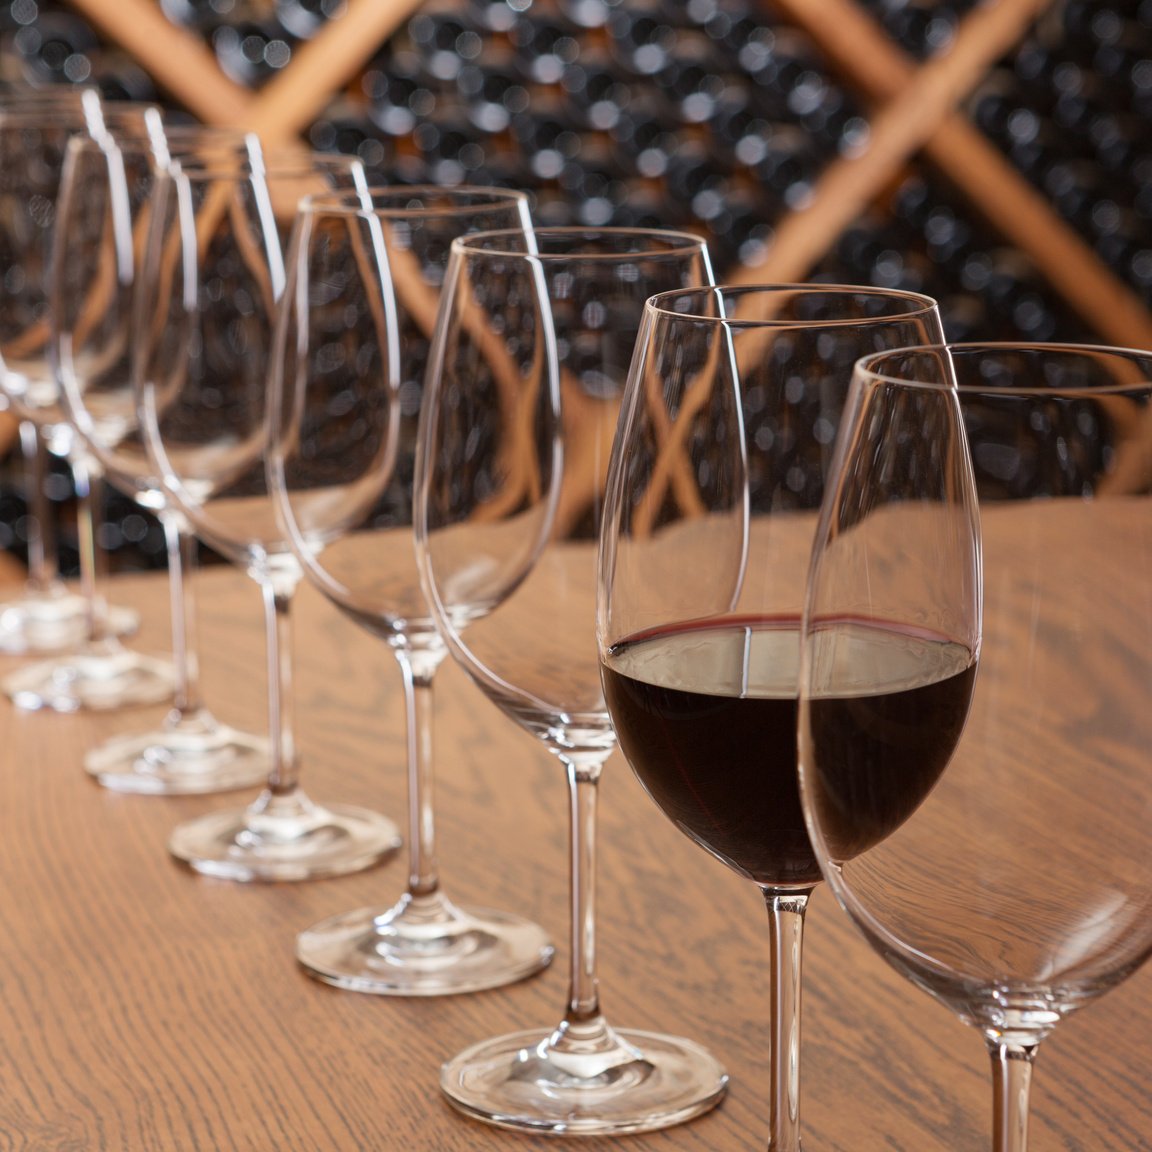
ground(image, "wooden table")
xmin=0 ymin=566 xmax=1148 ymax=1151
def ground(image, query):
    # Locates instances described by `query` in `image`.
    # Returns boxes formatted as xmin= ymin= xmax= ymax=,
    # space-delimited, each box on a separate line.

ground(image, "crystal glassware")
xmin=416 ymin=227 xmax=726 ymax=1135
xmin=51 ymin=123 xmax=271 ymax=792
xmin=0 ymin=85 xmax=104 ymax=654
xmin=0 ymin=98 xmax=175 ymax=710
xmin=597 ymin=285 xmax=945 ymax=1150
xmin=136 ymin=151 xmax=399 ymax=879
xmin=799 ymin=342 xmax=1152 ymax=1152
xmin=272 ymin=187 xmax=555 ymax=993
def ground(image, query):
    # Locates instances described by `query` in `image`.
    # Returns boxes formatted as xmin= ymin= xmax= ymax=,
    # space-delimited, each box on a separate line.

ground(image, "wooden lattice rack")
xmin=58 ymin=0 xmax=1152 ymax=351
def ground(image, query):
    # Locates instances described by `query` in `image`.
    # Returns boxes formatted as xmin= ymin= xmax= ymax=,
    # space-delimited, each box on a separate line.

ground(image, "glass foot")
xmin=2 ymin=640 xmax=175 ymax=712
xmin=86 ymin=711 xmax=271 ymax=794
xmin=440 ymin=1025 xmax=728 ymax=1136
xmin=168 ymin=791 xmax=402 ymax=882
xmin=0 ymin=588 xmax=138 ymax=654
xmin=296 ymin=892 xmax=554 ymax=996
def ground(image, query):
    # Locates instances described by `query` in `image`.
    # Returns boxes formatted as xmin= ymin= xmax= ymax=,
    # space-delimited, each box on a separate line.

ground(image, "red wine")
xmin=803 ymin=619 xmax=976 ymax=862
xmin=604 ymin=617 xmax=815 ymax=885
xmin=602 ymin=616 xmax=975 ymax=886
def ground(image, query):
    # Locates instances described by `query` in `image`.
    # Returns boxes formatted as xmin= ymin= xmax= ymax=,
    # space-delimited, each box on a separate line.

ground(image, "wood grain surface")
xmin=0 ymin=566 xmax=1147 ymax=1150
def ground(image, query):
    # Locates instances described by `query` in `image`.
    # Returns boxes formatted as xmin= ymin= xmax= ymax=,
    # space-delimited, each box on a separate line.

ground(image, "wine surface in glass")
xmin=602 ymin=616 xmax=976 ymax=884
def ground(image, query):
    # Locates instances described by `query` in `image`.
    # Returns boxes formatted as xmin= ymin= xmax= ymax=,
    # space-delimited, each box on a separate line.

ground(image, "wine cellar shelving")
xmin=1 ymin=0 xmax=1150 ymax=574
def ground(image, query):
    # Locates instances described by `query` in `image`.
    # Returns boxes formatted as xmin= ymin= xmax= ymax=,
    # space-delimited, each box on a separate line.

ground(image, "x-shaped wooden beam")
xmin=62 ymin=0 xmax=1152 ymax=348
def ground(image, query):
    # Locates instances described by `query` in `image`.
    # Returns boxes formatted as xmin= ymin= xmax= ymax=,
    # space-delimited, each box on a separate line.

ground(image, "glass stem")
xmin=551 ymin=752 xmax=612 ymax=1050
xmin=988 ymin=1039 xmax=1038 ymax=1152
xmin=395 ymin=647 xmax=444 ymax=901
xmin=69 ymin=453 xmax=109 ymax=642
xmin=761 ymin=886 xmax=814 ymax=1152
xmin=260 ymin=574 xmax=299 ymax=797
xmin=160 ymin=511 xmax=204 ymax=719
xmin=21 ymin=420 xmax=58 ymax=592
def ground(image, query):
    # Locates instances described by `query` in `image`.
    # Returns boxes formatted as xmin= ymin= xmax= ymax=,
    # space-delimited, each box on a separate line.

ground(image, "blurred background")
xmin=0 ymin=0 xmax=1149 ymax=577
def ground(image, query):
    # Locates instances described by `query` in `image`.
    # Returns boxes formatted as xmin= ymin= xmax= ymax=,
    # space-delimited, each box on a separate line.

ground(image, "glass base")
xmin=296 ymin=893 xmax=554 ymax=996
xmin=168 ymin=792 xmax=402 ymax=882
xmin=86 ymin=711 xmax=271 ymax=794
xmin=0 ymin=588 xmax=138 ymax=654
xmin=2 ymin=640 xmax=175 ymax=712
xmin=440 ymin=1025 xmax=728 ymax=1136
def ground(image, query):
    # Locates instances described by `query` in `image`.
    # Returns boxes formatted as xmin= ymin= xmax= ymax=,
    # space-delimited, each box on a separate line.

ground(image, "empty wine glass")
xmin=799 ymin=342 xmax=1152 ymax=1152
xmin=0 ymin=98 xmax=175 ymax=710
xmin=52 ymin=124 xmax=272 ymax=792
xmin=0 ymin=85 xmax=103 ymax=654
xmin=416 ymin=227 xmax=726 ymax=1134
xmin=272 ymin=187 xmax=554 ymax=993
xmin=137 ymin=151 xmax=400 ymax=880
xmin=597 ymin=285 xmax=945 ymax=1150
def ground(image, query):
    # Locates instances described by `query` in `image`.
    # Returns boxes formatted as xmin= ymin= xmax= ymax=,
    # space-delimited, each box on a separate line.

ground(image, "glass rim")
xmin=0 ymin=97 xmax=158 ymax=123
xmin=299 ymin=184 xmax=530 ymax=218
xmin=644 ymin=283 xmax=941 ymax=326
xmin=64 ymin=123 xmax=251 ymax=153
xmin=128 ymin=123 xmax=249 ymax=139
xmin=449 ymin=224 xmax=709 ymax=259
xmin=855 ymin=341 xmax=1152 ymax=395
xmin=0 ymin=105 xmax=95 ymax=128
xmin=0 ymin=85 xmax=95 ymax=101
xmin=166 ymin=150 xmax=361 ymax=177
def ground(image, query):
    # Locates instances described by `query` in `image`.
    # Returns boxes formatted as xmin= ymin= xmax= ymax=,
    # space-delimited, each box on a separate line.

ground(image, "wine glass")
xmin=136 ymin=151 xmax=400 ymax=880
xmin=271 ymin=187 xmax=555 ymax=993
xmin=51 ymin=124 xmax=272 ymax=792
xmin=415 ymin=227 xmax=725 ymax=1135
xmin=798 ymin=342 xmax=1152 ymax=1152
xmin=597 ymin=285 xmax=945 ymax=1150
xmin=0 ymin=85 xmax=106 ymax=654
xmin=0 ymin=98 xmax=176 ymax=710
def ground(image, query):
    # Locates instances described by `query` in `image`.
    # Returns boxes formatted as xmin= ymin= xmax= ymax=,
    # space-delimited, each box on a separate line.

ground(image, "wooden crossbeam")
xmin=63 ymin=0 xmax=427 ymax=147
xmin=239 ymin=0 xmax=429 ymax=144
xmin=775 ymin=0 xmax=1152 ymax=350
xmin=64 ymin=0 xmax=250 ymax=124
xmin=62 ymin=0 xmax=1152 ymax=351
xmin=739 ymin=0 xmax=1052 ymax=283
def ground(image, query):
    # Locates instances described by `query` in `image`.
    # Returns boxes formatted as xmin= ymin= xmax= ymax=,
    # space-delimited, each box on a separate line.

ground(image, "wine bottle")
xmin=213 ymin=21 xmax=294 ymax=87
xmin=275 ymin=0 xmax=345 ymax=41
xmin=12 ymin=11 xmax=98 ymax=87
xmin=511 ymin=14 xmax=581 ymax=85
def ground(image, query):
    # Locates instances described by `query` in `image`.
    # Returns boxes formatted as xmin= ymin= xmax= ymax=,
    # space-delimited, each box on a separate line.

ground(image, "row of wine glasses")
xmin=43 ymin=113 xmax=730 ymax=1131
xmin=6 ymin=91 xmax=1150 ymax=1149
xmin=38 ymin=105 xmax=734 ymax=1125
xmin=0 ymin=88 xmax=272 ymax=784
xmin=52 ymin=110 xmax=274 ymax=791
xmin=46 ymin=110 xmax=556 ymax=978
xmin=135 ymin=168 xmax=729 ymax=1123
xmin=32 ymin=103 xmax=555 ymax=975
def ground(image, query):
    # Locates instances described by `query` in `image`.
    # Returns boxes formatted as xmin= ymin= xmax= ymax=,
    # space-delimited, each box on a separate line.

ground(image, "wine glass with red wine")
xmin=799 ymin=343 xmax=1152 ymax=1152
xmin=597 ymin=284 xmax=945 ymax=1152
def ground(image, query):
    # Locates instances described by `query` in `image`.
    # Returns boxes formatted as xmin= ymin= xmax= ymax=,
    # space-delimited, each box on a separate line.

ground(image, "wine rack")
xmin=1 ymin=0 xmax=1150 ymax=574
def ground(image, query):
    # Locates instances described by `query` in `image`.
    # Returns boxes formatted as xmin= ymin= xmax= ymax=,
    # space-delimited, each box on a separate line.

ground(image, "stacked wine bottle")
xmin=0 ymin=0 xmax=1148 ymax=575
